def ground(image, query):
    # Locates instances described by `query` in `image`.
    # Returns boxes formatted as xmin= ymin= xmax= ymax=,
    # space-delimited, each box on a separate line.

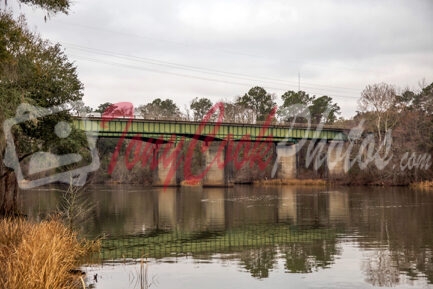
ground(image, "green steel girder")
xmin=73 ymin=117 xmax=347 ymax=143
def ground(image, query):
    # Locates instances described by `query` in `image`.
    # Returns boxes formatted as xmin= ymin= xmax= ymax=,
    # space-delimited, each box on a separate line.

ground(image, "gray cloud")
xmin=14 ymin=0 xmax=433 ymax=117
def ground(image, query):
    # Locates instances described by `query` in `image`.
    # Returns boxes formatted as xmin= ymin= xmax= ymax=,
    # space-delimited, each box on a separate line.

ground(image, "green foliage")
xmin=0 ymin=11 xmax=83 ymax=156
xmin=0 ymin=13 xmax=83 ymax=105
xmin=395 ymin=89 xmax=416 ymax=110
xmin=0 ymin=87 xmax=24 ymax=152
xmin=97 ymin=138 xmax=120 ymax=157
xmin=0 ymin=10 xmax=83 ymax=216
xmin=236 ymin=86 xmax=276 ymax=122
xmin=94 ymin=102 xmax=113 ymax=113
xmin=278 ymin=90 xmax=314 ymax=123
xmin=309 ymin=95 xmax=340 ymax=124
xmin=281 ymin=90 xmax=314 ymax=107
xmin=279 ymin=90 xmax=340 ymax=124
xmin=137 ymin=98 xmax=182 ymax=120
xmin=190 ymin=97 xmax=213 ymax=121
xmin=414 ymin=83 xmax=433 ymax=114
xmin=17 ymin=0 xmax=71 ymax=14
xmin=394 ymin=82 xmax=433 ymax=114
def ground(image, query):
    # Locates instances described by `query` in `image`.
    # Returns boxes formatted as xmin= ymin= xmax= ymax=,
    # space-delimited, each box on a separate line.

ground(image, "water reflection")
xmin=157 ymin=188 xmax=176 ymax=230
xmin=278 ymin=187 xmax=297 ymax=223
xmin=20 ymin=185 xmax=433 ymax=287
xmin=203 ymin=188 xmax=225 ymax=230
xmin=282 ymin=240 xmax=337 ymax=273
xmin=239 ymin=247 xmax=277 ymax=279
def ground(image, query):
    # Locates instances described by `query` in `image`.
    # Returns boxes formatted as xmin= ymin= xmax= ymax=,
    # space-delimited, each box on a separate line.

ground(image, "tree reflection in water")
xmin=240 ymin=247 xmax=277 ymax=279
xmin=20 ymin=185 xmax=433 ymax=286
xmin=362 ymin=249 xmax=400 ymax=287
xmin=283 ymin=240 xmax=338 ymax=273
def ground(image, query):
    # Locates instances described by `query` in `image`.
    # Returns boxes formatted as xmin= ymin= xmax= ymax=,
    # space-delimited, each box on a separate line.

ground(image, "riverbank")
xmin=410 ymin=180 xmax=433 ymax=190
xmin=255 ymin=177 xmax=433 ymax=188
xmin=95 ymin=175 xmax=433 ymax=189
xmin=253 ymin=178 xmax=328 ymax=186
xmin=0 ymin=218 xmax=100 ymax=289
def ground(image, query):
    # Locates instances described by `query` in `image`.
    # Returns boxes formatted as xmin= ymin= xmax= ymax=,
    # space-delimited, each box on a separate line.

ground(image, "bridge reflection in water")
xmin=98 ymin=187 xmax=341 ymax=278
xmin=20 ymin=185 xmax=433 ymax=285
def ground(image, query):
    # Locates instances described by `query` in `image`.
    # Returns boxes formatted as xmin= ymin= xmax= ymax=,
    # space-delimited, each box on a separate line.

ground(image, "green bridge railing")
xmin=73 ymin=117 xmax=347 ymax=142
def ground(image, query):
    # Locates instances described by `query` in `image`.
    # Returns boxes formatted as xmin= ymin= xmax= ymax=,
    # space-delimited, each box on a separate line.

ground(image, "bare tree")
xmin=223 ymin=101 xmax=255 ymax=123
xmin=358 ymin=83 xmax=398 ymax=142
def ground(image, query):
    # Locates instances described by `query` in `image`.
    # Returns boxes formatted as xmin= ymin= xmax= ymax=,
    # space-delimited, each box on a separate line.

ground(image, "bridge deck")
xmin=73 ymin=117 xmax=347 ymax=142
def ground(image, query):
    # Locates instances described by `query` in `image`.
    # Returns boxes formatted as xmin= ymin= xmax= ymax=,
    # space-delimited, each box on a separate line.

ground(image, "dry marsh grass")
xmin=180 ymin=178 xmax=202 ymax=187
xmin=410 ymin=180 xmax=433 ymax=190
xmin=0 ymin=218 xmax=100 ymax=289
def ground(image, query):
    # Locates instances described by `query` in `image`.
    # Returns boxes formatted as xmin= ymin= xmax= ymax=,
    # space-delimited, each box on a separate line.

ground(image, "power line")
xmin=56 ymin=20 xmax=268 ymax=60
xmin=55 ymin=20 xmax=379 ymax=76
xmin=64 ymin=42 xmax=362 ymax=96
xmin=68 ymin=52 xmax=360 ymax=100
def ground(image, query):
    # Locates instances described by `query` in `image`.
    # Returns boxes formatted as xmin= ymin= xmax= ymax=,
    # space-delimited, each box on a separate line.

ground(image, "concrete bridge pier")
xmin=274 ymin=143 xmax=298 ymax=179
xmin=202 ymin=142 xmax=228 ymax=187
xmin=327 ymin=141 xmax=348 ymax=177
xmin=153 ymin=143 xmax=179 ymax=186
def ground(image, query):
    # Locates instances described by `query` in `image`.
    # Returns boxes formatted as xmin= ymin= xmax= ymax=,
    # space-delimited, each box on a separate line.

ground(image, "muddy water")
xmin=20 ymin=185 xmax=433 ymax=288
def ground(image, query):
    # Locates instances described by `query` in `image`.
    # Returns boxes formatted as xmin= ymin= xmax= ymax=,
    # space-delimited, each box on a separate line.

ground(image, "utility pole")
xmin=298 ymin=71 xmax=300 ymax=91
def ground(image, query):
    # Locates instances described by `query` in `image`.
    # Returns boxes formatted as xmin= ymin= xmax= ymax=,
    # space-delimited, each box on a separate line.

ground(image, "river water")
xmin=20 ymin=185 xmax=433 ymax=289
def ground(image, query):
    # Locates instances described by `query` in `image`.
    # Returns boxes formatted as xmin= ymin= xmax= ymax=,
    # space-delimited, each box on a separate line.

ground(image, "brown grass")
xmin=253 ymin=178 xmax=328 ymax=186
xmin=0 ymin=218 xmax=100 ymax=289
xmin=180 ymin=178 xmax=202 ymax=187
xmin=410 ymin=180 xmax=433 ymax=190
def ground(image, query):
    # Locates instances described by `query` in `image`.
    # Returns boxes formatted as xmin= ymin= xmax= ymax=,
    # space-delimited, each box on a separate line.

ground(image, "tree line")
xmin=84 ymin=86 xmax=342 ymax=125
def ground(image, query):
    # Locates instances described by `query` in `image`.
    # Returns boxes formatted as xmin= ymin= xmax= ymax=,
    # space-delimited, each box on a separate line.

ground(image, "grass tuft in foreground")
xmin=0 ymin=218 xmax=100 ymax=289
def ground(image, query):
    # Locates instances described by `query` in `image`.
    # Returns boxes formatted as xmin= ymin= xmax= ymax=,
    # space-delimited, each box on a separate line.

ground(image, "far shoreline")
xmin=92 ymin=179 xmax=433 ymax=189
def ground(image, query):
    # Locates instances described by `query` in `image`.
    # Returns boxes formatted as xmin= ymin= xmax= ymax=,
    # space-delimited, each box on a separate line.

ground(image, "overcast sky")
xmin=10 ymin=0 xmax=433 ymax=118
